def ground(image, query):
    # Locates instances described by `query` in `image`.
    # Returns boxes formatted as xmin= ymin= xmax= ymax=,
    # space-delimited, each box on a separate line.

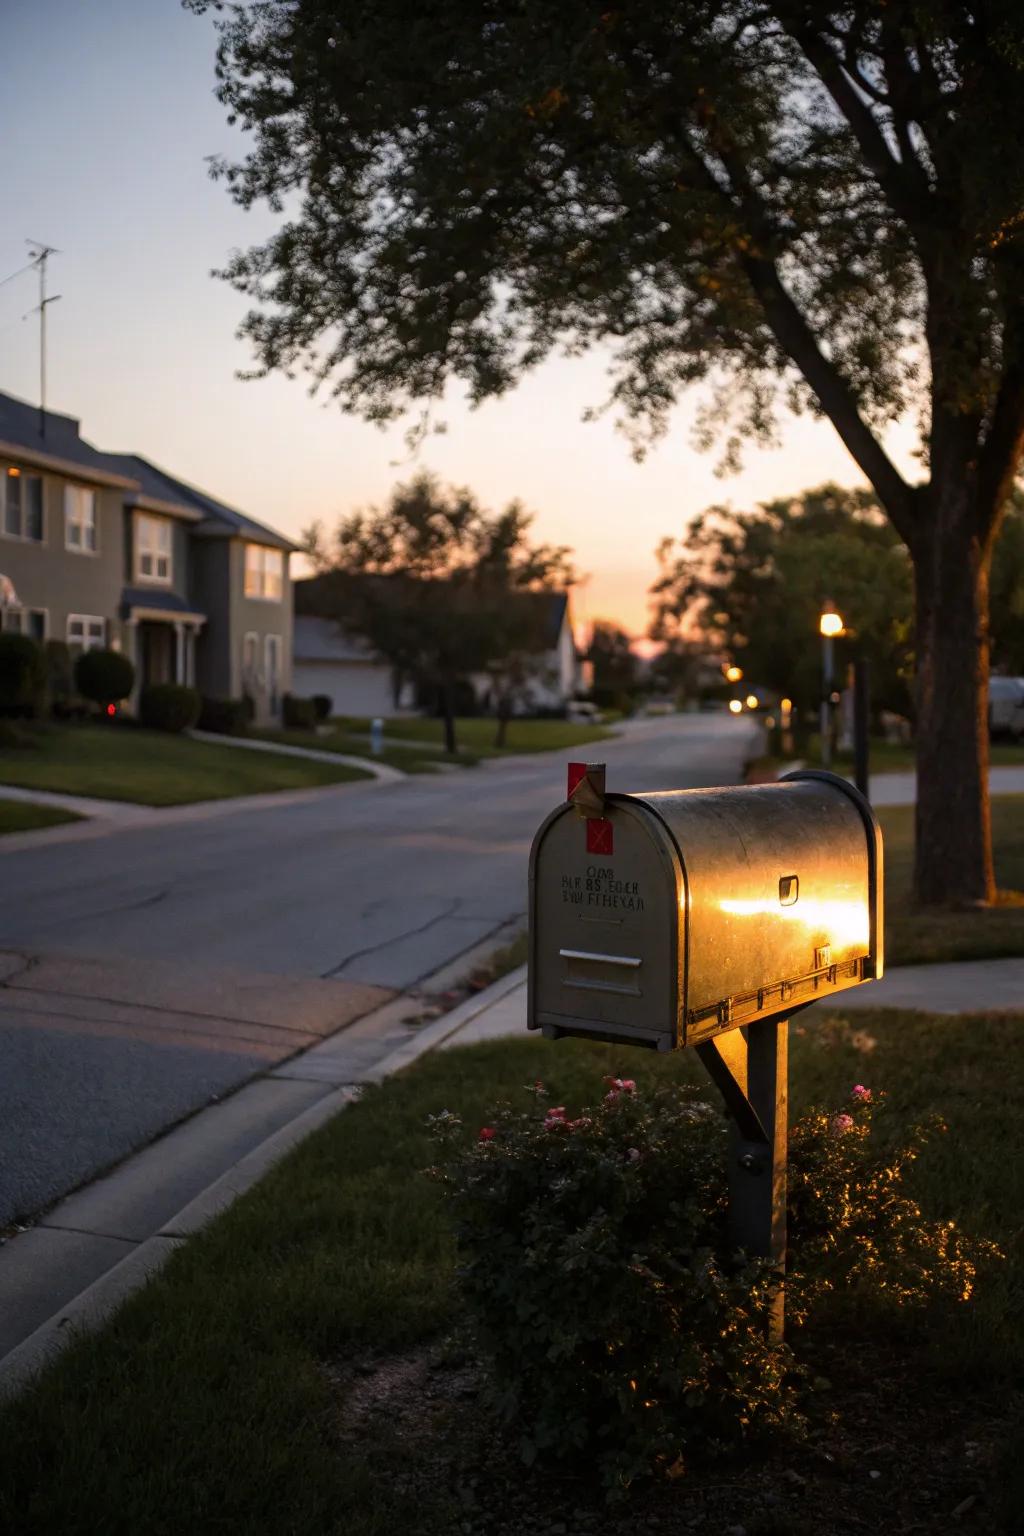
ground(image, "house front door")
xmin=138 ymin=621 xmax=175 ymax=688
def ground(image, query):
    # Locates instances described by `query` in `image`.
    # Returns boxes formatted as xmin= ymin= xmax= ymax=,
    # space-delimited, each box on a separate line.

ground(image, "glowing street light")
xmin=745 ymin=694 xmax=759 ymax=710
xmin=819 ymin=603 xmax=845 ymax=766
xmin=728 ymin=698 xmax=743 ymax=715
xmin=725 ymin=665 xmax=743 ymax=683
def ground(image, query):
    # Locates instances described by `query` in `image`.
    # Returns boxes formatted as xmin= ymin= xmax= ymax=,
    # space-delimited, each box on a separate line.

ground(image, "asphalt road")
xmin=0 ymin=713 xmax=755 ymax=1225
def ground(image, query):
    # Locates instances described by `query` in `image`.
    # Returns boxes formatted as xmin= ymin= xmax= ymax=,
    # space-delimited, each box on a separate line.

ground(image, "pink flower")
xmin=831 ymin=1113 xmax=855 ymax=1135
xmin=851 ymin=1084 xmax=872 ymax=1102
xmin=603 ymin=1076 xmax=637 ymax=1104
xmin=544 ymin=1106 xmax=568 ymax=1130
xmin=566 ymin=1116 xmax=592 ymax=1132
xmin=478 ymin=1126 xmax=496 ymax=1142
xmin=626 ymin=1148 xmax=641 ymax=1163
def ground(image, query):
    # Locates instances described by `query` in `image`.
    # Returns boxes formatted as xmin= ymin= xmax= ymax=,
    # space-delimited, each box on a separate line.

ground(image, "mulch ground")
xmin=324 ymin=1336 xmax=1014 ymax=1536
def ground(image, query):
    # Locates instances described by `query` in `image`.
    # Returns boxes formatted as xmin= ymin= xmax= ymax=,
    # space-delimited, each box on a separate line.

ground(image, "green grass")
xmin=0 ymin=798 xmax=82 ymax=835
xmin=252 ymin=726 xmax=481 ymax=773
xmin=0 ymin=725 xmax=372 ymax=806
xmin=882 ymin=796 xmax=1024 ymax=964
xmin=0 ymin=1013 xmax=1018 ymax=1536
xmin=769 ymin=733 xmax=1024 ymax=773
xmin=337 ymin=714 xmax=616 ymax=756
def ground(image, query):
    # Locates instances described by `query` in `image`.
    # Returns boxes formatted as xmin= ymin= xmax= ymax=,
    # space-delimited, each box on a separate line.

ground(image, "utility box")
xmin=528 ymin=770 xmax=883 ymax=1051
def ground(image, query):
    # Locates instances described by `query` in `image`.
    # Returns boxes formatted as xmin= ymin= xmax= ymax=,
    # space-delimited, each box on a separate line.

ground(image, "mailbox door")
xmin=529 ymin=798 xmax=683 ymax=1050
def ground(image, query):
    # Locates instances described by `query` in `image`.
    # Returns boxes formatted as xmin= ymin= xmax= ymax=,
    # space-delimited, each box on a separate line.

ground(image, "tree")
xmin=587 ymin=621 xmax=638 ymax=709
xmin=653 ymin=484 xmax=915 ymax=727
xmin=303 ymin=473 xmax=573 ymax=752
xmin=189 ymin=0 xmax=1024 ymax=905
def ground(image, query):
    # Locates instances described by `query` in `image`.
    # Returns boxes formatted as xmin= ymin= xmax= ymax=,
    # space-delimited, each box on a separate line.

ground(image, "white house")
xmin=291 ymin=615 xmax=414 ymax=718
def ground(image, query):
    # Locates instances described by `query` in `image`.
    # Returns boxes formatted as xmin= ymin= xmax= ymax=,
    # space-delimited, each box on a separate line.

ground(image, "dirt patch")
xmin=323 ymin=1336 xmax=1015 ymax=1535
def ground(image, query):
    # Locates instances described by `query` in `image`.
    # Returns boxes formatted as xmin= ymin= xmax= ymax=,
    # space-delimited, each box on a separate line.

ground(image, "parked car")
xmin=988 ymin=675 xmax=1024 ymax=739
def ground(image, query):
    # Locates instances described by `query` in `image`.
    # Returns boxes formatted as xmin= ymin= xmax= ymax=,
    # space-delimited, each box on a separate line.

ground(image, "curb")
xmin=0 ymin=962 xmax=527 ymax=1400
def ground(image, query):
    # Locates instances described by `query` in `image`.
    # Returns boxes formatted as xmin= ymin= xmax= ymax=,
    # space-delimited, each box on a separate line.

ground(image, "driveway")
xmin=0 ymin=713 xmax=755 ymax=1225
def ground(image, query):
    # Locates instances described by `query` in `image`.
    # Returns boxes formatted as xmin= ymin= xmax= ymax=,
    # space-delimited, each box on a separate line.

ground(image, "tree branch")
xmin=740 ymin=249 xmax=917 ymax=538
xmin=785 ymin=23 xmax=928 ymax=226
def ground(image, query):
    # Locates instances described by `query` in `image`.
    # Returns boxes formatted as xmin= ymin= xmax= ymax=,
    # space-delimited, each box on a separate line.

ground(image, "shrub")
xmin=431 ymin=1081 xmax=799 ymax=1493
xmin=0 ymin=633 xmax=47 ymax=718
xmin=74 ymin=648 xmax=135 ymax=710
xmin=431 ymin=1079 xmax=999 ymax=1495
xmin=197 ymin=695 xmax=250 ymax=735
xmin=312 ymin=693 xmax=332 ymax=723
xmin=282 ymin=693 xmax=317 ymax=730
xmin=139 ymin=683 xmax=201 ymax=734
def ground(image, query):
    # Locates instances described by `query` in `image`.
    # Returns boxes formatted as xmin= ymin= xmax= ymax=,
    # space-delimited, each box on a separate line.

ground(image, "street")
xmin=0 ymin=714 xmax=755 ymax=1227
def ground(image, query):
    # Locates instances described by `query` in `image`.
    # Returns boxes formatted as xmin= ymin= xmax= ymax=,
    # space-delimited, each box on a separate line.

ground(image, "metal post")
xmin=696 ymin=1018 xmax=788 ymax=1343
xmin=821 ymin=634 xmax=833 ymax=768
xmin=853 ymin=657 xmax=870 ymax=800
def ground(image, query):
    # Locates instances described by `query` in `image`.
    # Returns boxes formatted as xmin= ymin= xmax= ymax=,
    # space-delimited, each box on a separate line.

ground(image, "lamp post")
xmin=819 ymin=603 xmax=844 ymax=767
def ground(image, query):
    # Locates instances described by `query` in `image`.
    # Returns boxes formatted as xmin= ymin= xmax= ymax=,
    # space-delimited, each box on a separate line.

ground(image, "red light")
xmin=107 ymin=704 xmax=116 ymax=716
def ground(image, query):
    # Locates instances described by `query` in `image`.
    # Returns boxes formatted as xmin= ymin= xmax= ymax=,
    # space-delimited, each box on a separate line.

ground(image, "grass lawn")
xmin=767 ymin=733 xmax=1024 ymax=774
xmin=0 ymin=798 xmax=82 ymax=836
xmin=0 ymin=725 xmax=372 ymax=806
xmin=1 ymin=1014 xmax=1018 ymax=1535
xmin=337 ymin=714 xmax=616 ymax=757
xmin=881 ymin=796 xmax=1024 ymax=965
xmin=252 ymin=725 xmax=481 ymax=773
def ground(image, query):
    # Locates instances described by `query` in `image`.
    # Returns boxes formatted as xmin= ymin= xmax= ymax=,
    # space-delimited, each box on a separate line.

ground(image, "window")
xmin=65 ymin=486 xmax=97 ymax=552
xmin=2 ymin=608 xmax=46 ymax=639
xmin=244 ymin=543 xmax=284 ymax=601
xmin=4 ymin=467 xmax=44 ymax=542
xmin=136 ymin=513 xmax=173 ymax=583
xmin=67 ymin=614 xmax=105 ymax=656
xmin=265 ymin=633 xmax=282 ymax=715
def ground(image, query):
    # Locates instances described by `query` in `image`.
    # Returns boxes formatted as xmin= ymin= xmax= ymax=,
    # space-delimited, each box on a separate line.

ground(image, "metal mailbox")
xmin=528 ymin=768 xmax=883 ymax=1051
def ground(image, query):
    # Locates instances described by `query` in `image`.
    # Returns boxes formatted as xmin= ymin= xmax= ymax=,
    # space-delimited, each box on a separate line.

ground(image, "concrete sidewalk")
xmin=442 ymin=956 xmax=1024 ymax=1049
xmin=187 ymin=729 xmax=404 ymax=782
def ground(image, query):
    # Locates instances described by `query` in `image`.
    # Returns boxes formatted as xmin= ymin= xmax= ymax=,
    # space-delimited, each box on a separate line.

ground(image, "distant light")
xmin=725 ymin=665 xmax=743 ymax=683
xmin=106 ymin=703 xmax=116 ymax=717
xmin=781 ymin=697 xmax=792 ymax=712
xmin=728 ymin=699 xmax=743 ymax=715
xmin=819 ymin=611 xmax=844 ymax=638
xmin=765 ymin=715 xmax=776 ymax=730
xmin=7 ymin=467 xmax=19 ymax=478
xmin=745 ymin=694 xmax=758 ymax=709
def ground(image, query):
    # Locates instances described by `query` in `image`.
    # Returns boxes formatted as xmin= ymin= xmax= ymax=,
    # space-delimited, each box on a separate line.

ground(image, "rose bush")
xmin=430 ymin=1077 xmax=999 ymax=1494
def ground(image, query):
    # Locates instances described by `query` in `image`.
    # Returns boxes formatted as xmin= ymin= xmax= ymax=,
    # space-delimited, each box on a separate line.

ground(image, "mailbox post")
xmin=528 ymin=762 xmax=884 ymax=1341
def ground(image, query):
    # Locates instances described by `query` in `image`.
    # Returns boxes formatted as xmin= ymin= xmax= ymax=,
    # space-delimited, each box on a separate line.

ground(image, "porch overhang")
xmin=120 ymin=587 xmax=207 ymax=628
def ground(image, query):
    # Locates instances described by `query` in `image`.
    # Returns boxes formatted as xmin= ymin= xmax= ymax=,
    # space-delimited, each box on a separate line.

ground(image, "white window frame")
xmin=244 ymin=543 xmax=284 ymax=602
xmin=3 ymin=607 xmax=48 ymax=640
xmin=67 ymin=614 xmax=106 ymax=655
xmin=64 ymin=486 xmax=98 ymax=554
xmin=135 ymin=512 xmax=173 ymax=585
xmin=265 ymin=633 xmax=283 ymax=714
xmin=3 ymin=467 xmax=45 ymax=543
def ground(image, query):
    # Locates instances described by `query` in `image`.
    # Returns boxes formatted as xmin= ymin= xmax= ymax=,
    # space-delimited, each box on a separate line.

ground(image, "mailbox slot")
xmin=560 ymin=948 xmax=643 ymax=997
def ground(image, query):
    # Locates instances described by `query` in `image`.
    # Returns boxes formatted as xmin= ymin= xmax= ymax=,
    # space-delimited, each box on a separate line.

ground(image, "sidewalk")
xmin=187 ymin=729 xmax=404 ymax=783
xmin=779 ymin=760 xmax=1024 ymax=807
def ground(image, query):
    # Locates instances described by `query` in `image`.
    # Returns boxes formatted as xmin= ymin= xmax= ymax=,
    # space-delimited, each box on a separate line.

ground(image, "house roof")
xmin=0 ymin=391 xmax=137 ymax=488
xmin=295 ymin=575 xmax=572 ymax=651
xmin=121 ymin=586 xmax=207 ymax=620
xmin=98 ymin=453 xmax=297 ymax=552
xmin=293 ymin=615 xmax=376 ymax=664
xmin=0 ymin=388 xmax=296 ymax=550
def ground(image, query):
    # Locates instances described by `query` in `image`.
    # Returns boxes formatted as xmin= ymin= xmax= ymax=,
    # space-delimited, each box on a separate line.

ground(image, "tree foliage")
xmin=188 ymin=0 xmax=1024 ymax=903
xmin=303 ymin=473 xmax=573 ymax=750
xmin=653 ymin=483 xmax=915 ymax=720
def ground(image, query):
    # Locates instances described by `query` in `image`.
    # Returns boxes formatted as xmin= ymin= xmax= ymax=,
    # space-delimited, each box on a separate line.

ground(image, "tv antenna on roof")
xmin=25 ymin=241 xmax=61 ymax=441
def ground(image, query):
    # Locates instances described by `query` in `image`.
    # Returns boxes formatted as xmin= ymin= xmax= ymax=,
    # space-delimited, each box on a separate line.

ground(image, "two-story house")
xmin=0 ymin=389 xmax=295 ymax=722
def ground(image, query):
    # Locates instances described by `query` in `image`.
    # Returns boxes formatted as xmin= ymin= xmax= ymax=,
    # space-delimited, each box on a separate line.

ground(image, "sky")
xmin=0 ymin=0 xmax=920 ymax=638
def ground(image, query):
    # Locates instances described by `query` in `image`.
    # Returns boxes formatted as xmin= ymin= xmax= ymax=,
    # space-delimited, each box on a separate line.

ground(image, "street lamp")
xmin=819 ymin=603 xmax=845 ymax=766
xmin=725 ymin=665 xmax=743 ymax=683
xmin=745 ymin=693 xmax=759 ymax=710
xmin=728 ymin=698 xmax=743 ymax=715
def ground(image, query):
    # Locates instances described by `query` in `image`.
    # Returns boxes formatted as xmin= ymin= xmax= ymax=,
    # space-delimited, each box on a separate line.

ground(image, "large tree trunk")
xmin=912 ymin=482 xmax=995 ymax=907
